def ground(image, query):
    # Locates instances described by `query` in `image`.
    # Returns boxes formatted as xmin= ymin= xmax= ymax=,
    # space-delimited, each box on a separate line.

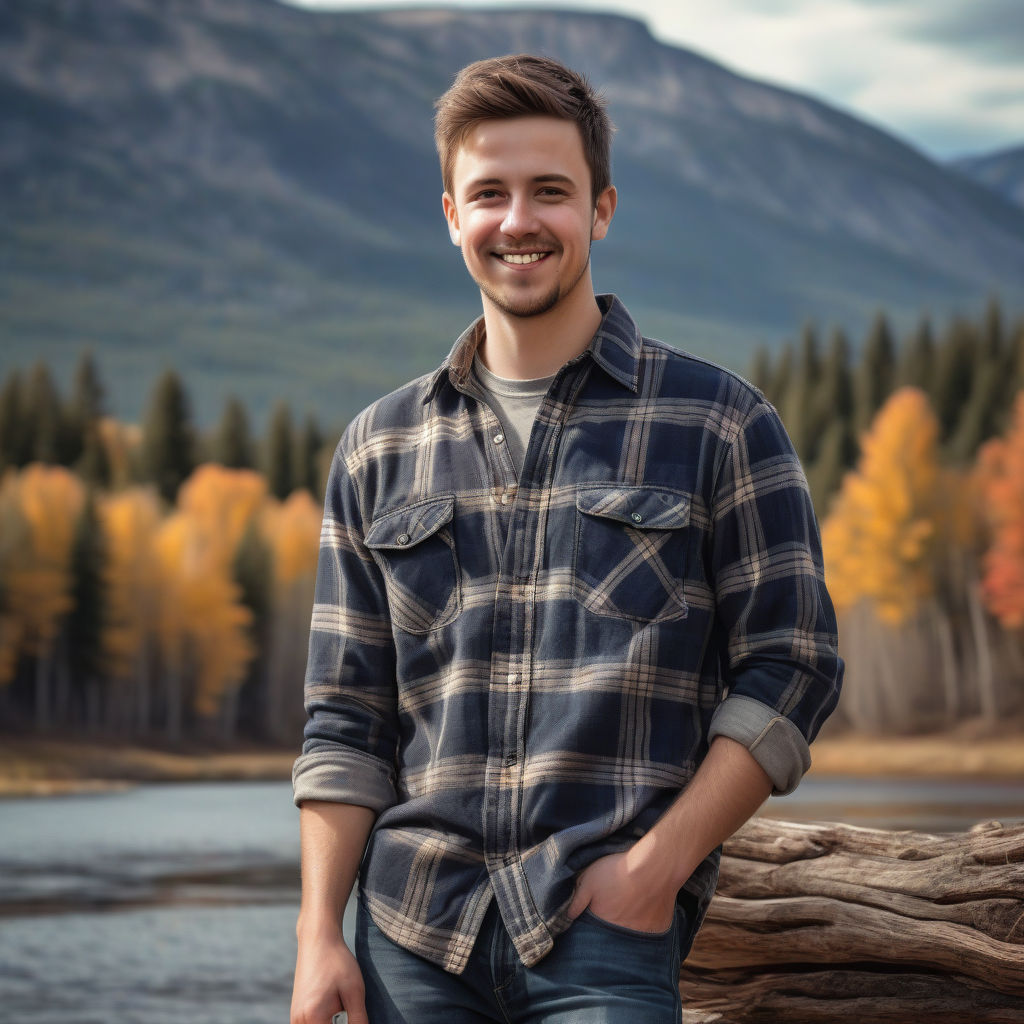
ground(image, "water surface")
xmin=1 ymin=777 xmax=1021 ymax=1023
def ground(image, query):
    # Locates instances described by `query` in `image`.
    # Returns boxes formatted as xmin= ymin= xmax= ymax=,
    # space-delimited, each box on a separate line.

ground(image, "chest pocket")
xmin=573 ymin=485 xmax=690 ymax=624
xmin=364 ymin=495 xmax=460 ymax=634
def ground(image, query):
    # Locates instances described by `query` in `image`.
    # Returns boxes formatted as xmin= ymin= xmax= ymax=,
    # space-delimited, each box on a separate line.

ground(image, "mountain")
xmin=3 ymin=0 xmax=1024 ymax=426
xmin=951 ymin=144 xmax=1024 ymax=211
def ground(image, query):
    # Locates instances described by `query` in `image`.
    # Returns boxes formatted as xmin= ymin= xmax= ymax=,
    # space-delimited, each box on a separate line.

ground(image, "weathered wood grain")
xmin=680 ymin=819 xmax=1024 ymax=1022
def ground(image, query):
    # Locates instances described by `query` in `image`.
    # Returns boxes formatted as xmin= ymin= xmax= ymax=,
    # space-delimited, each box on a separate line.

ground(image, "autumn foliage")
xmin=977 ymin=394 xmax=1024 ymax=628
xmin=0 ymin=462 xmax=321 ymax=741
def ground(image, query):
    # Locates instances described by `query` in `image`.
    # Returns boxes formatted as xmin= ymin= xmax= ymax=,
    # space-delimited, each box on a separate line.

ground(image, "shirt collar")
xmin=424 ymin=294 xmax=642 ymax=404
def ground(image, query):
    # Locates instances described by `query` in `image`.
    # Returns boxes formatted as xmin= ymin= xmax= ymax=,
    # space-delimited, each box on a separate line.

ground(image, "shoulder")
xmin=637 ymin=335 xmax=775 ymax=437
xmin=337 ymin=369 xmax=440 ymax=459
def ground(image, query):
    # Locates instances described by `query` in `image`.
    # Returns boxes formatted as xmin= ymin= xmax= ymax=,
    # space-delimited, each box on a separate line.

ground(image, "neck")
xmin=478 ymin=279 xmax=604 ymax=381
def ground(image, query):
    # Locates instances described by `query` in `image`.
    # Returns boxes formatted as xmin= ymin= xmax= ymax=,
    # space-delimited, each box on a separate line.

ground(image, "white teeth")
xmin=501 ymin=253 xmax=547 ymax=264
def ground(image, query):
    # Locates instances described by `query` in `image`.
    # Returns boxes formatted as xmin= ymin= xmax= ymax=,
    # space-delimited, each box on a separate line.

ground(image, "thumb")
xmin=567 ymin=878 xmax=590 ymax=921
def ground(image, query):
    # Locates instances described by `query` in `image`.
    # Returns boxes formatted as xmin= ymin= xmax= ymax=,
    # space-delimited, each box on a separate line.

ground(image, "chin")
xmin=483 ymin=285 xmax=563 ymax=319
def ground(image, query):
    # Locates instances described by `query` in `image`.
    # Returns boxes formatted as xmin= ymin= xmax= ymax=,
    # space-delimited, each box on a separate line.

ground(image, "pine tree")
xmin=931 ymin=319 xmax=978 ymax=443
xmin=853 ymin=312 xmax=896 ymax=437
xmin=981 ymin=296 xmax=1004 ymax=364
xmin=816 ymin=327 xmax=854 ymax=428
xmin=213 ymin=395 xmax=254 ymax=470
xmin=232 ymin=519 xmax=274 ymax=738
xmin=780 ymin=323 xmax=822 ymax=464
xmin=140 ymin=370 xmax=195 ymax=504
xmin=68 ymin=352 xmax=111 ymax=488
xmin=65 ymin=491 xmax=107 ymax=725
xmin=805 ymin=327 xmax=856 ymax=510
xmin=0 ymin=369 xmax=29 ymax=471
xmin=294 ymin=413 xmax=324 ymax=498
xmin=897 ymin=317 xmax=935 ymax=390
xmin=24 ymin=362 xmax=64 ymax=465
xmin=746 ymin=347 xmax=773 ymax=396
xmin=766 ymin=342 xmax=793 ymax=409
xmin=265 ymin=400 xmax=295 ymax=501
xmin=948 ymin=361 xmax=1003 ymax=464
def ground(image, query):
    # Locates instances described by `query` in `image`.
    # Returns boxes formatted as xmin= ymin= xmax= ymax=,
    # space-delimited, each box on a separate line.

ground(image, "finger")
xmin=340 ymin=989 xmax=369 ymax=1024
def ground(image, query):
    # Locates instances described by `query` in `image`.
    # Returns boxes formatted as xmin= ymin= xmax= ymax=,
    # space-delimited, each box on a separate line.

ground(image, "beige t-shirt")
xmin=472 ymin=355 xmax=557 ymax=477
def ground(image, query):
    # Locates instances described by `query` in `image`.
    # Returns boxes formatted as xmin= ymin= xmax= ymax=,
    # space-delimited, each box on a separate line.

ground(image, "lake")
xmin=1 ymin=778 xmax=1022 ymax=1023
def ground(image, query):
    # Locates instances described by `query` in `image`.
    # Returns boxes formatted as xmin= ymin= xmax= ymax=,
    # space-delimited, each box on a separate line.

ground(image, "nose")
xmin=501 ymin=193 xmax=540 ymax=238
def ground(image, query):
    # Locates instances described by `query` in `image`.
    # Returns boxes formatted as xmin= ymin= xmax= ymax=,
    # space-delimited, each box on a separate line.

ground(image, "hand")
xmin=290 ymin=929 xmax=369 ymax=1024
xmin=567 ymin=850 xmax=677 ymax=934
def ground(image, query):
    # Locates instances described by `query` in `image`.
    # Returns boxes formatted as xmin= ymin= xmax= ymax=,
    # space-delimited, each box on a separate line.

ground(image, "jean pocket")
xmin=579 ymin=907 xmax=676 ymax=942
xmin=573 ymin=485 xmax=690 ymax=624
xmin=365 ymin=494 xmax=460 ymax=634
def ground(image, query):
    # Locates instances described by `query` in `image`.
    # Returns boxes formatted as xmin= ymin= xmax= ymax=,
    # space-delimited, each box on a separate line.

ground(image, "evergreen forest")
xmin=1 ymin=298 xmax=1023 ymax=744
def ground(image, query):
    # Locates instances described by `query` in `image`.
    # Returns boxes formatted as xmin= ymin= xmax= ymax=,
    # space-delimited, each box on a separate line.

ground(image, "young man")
xmin=291 ymin=55 xmax=842 ymax=1024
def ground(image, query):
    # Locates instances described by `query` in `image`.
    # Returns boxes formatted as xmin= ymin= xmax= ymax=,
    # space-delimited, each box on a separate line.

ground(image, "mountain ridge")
xmin=2 ymin=0 xmax=1023 ymax=425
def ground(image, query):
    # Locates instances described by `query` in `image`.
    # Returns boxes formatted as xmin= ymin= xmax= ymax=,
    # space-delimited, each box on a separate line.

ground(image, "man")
xmin=291 ymin=54 xmax=842 ymax=1024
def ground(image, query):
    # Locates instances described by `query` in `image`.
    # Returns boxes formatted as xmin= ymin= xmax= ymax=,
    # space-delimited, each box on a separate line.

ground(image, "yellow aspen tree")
xmin=157 ymin=465 xmax=266 ymax=732
xmin=260 ymin=489 xmax=321 ymax=741
xmin=153 ymin=512 xmax=190 ymax=738
xmin=823 ymin=388 xmax=942 ymax=624
xmin=4 ymin=466 xmax=85 ymax=726
xmin=822 ymin=388 xmax=968 ymax=731
xmin=100 ymin=487 xmax=163 ymax=730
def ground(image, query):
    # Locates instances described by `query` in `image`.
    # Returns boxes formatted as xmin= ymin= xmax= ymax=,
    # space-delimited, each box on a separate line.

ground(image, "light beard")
xmin=479 ymin=280 xmax=563 ymax=319
xmin=477 ymin=246 xmax=592 ymax=320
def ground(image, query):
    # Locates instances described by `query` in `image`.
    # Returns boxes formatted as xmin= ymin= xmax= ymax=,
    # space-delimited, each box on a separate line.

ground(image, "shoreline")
xmin=2 ymin=727 xmax=1023 ymax=798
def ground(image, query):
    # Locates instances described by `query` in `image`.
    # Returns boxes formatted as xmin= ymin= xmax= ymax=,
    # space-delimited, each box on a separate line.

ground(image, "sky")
xmin=284 ymin=0 xmax=1024 ymax=160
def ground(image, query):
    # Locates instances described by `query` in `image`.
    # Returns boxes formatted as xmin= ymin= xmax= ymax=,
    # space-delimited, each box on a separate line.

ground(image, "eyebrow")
xmin=463 ymin=173 xmax=577 ymax=192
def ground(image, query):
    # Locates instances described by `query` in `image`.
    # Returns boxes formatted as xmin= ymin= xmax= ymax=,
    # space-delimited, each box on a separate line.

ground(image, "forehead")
xmin=451 ymin=116 xmax=589 ymax=191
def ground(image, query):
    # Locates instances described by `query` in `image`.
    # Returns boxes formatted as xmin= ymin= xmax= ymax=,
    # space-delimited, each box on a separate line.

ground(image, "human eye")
xmin=473 ymin=188 xmax=502 ymax=201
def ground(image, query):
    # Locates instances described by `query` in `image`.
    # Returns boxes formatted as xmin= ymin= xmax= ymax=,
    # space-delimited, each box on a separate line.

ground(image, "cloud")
xmin=857 ymin=0 xmax=1024 ymax=63
xmin=284 ymin=0 xmax=1024 ymax=158
xmin=637 ymin=0 xmax=1024 ymax=157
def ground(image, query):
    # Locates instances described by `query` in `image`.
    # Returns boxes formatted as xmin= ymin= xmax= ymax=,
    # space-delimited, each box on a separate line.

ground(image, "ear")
xmin=590 ymin=185 xmax=617 ymax=242
xmin=442 ymin=192 xmax=461 ymax=245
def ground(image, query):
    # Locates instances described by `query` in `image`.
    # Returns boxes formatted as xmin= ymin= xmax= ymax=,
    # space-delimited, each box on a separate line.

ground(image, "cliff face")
xmin=3 ymin=0 xmax=1023 ymax=422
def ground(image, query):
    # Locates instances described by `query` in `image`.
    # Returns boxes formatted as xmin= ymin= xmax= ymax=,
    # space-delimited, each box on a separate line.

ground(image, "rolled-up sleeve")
xmin=292 ymin=435 xmax=399 ymax=811
xmin=706 ymin=399 xmax=843 ymax=795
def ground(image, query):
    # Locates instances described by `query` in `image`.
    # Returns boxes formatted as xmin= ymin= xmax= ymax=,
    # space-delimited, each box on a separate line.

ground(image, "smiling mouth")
xmin=498 ymin=252 xmax=551 ymax=265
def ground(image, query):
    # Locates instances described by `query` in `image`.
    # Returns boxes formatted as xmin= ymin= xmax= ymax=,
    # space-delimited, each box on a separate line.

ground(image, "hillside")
xmin=952 ymin=144 xmax=1024 ymax=211
xmin=2 ymin=0 xmax=1024 ymax=424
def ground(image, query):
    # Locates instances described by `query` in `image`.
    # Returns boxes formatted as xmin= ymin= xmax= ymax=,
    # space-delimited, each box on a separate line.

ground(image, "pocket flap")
xmin=576 ymin=485 xmax=690 ymax=529
xmin=365 ymin=495 xmax=455 ymax=550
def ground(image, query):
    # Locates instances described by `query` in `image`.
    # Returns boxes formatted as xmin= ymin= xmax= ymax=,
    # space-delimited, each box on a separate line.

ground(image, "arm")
xmin=571 ymin=396 xmax=841 ymax=931
xmin=291 ymin=438 xmax=399 ymax=1022
xmin=568 ymin=735 xmax=772 ymax=931
xmin=291 ymin=801 xmax=376 ymax=1024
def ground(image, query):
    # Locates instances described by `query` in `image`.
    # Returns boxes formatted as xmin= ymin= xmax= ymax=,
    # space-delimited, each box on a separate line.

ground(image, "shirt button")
xmin=493 ymin=433 xmax=505 ymax=445
xmin=397 ymin=533 xmax=410 ymax=545
xmin=500 ymin=492 xmax=511 ymax=505
xmin=631 ymin=512 xmax=643 ymax=523
xmin=507 ymin=672 xmax=518 ymax=686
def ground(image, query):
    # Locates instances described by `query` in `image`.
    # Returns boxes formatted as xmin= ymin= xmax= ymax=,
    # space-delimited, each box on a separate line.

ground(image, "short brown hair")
xmin=434 ymin=54 xmax=614 ymax=205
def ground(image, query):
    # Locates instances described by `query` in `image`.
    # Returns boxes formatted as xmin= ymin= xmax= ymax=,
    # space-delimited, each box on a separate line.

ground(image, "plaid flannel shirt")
xmin=293 ymin=295 xmax=842 ymax=974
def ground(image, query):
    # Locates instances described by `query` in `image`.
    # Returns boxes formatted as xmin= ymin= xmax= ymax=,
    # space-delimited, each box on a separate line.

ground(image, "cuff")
xmin=707 ymin=695 xmax=811 ymax=796
xmin=291 ymin=747 xmax=397 ymax=811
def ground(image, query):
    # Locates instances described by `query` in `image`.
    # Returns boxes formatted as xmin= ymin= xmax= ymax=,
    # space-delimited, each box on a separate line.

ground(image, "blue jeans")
xmin=355 ymin=896 xmax=684 ymax=1023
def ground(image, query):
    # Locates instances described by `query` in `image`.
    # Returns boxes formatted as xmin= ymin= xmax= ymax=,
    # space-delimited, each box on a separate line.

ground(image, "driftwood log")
xmin=680 ymin=818 xmax=1024 ymax=1023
